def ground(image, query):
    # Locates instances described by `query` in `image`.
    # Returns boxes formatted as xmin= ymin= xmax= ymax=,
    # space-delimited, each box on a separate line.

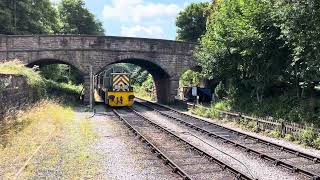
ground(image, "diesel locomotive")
xmin=96 ymin=67 xmax=134 ymax=107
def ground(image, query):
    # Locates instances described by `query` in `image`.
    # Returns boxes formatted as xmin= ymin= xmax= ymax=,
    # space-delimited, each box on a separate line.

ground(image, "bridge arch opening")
xmin=27 ymin=59 xmax=86 ymax=102
xmin=97 ymin=59 xmax=172 ymax=104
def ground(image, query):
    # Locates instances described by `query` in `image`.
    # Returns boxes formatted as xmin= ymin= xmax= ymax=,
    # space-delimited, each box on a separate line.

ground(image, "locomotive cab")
xmin=96 ymin=67 xmax=135 ymax=107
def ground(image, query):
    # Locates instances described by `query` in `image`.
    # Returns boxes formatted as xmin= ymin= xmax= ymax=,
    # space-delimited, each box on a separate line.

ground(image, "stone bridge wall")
xmin=0 ymin=35 xmax=198 ymax=104
xmin=0 ymin=74 xmax=38 ymax=122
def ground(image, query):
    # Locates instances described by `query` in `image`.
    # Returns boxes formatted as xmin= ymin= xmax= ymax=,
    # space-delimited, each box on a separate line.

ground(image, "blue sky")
xmin=52 ymin=0 xmax=209 ymax=40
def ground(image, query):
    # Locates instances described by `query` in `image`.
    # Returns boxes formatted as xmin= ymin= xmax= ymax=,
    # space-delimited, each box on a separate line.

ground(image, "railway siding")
xmin=136 ymin=99 xmax=320 ymax=180
xmin=113 ymin=107 xmax=252 ymax=180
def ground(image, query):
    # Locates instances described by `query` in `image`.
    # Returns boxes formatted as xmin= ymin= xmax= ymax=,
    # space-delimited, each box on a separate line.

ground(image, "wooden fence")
xmin=187 ymin=103 xmax=320 ymax=136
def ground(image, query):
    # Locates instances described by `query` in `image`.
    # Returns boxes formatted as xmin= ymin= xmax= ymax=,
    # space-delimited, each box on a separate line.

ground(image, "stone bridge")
xmin=0 ymin=35 xmax=198 ymax=104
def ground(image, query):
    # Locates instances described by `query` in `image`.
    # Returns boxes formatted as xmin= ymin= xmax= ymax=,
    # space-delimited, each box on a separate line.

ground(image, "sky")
xmin=52 ymin=0 xmax=209 ymax=40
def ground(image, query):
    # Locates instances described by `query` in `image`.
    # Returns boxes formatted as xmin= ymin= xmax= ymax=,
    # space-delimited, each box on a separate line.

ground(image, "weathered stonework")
xmin=0 ymin=35 xmax=198 ymax=104
xmin=0 ymin=74 xmax=38 ymax=122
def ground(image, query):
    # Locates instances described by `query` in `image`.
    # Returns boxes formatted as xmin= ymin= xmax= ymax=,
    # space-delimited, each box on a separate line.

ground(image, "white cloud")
xmin=121 ymin=25 xmax=165 ymax=39
xmin=102 ymin=0 xmax=181 ymax=23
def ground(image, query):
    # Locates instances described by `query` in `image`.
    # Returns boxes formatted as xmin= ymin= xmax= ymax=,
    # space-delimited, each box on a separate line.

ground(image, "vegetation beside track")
xmin=0 ymin=60 xmax=46 ymax=95
xmin=0 ymin=60 xmax=83 ymax=104
xmin=0 ymin=100 xmax=99 ymax=179
xmin=190 ymin=103 xmax=320 ymax=150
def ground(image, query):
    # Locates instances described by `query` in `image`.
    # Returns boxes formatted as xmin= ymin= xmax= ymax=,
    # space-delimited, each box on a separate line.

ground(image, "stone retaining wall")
xmin=0 ymin=74 xmax=38 ymax=122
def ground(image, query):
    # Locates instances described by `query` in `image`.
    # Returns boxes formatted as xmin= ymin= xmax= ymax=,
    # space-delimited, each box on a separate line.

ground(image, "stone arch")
xmin=27 ymin=58 xmax=86 ymax=75
xmin=99 ymin=58 xmax=176 ymax=104
xmin=0 ymin=35 xmax=198 ymax=104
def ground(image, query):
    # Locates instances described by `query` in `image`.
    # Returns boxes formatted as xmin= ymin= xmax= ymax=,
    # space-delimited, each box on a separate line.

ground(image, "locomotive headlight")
xmin=108 ymin=95 xmax=115 ymax=101
xmin=129 ymin=95 xmax=135 ymax=100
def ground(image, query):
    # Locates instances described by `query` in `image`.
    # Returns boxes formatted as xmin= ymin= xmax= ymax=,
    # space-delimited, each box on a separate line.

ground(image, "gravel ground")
xmin=89 ymin=104 xmax=180 ymax=180
xmin=8 ymin=104 xmax=180 ymax=180
xmin=134 ymin=104 xmax=309 ymax=180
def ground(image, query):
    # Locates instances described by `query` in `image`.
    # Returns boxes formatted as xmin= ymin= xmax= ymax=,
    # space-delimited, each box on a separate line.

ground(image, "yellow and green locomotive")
xmin=96 ymin=67 xmax=134 ymax=107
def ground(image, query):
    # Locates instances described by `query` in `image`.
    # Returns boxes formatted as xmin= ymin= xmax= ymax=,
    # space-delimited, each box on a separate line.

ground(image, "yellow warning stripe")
xmin=113 ymin=75 xmax=129 ymax=85
xmin=113 ymin=75 xmax=129 ymax=84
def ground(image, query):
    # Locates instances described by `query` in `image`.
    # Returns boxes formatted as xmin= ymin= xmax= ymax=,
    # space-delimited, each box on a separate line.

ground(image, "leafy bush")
xmin=179 ymin=70 xmax=201 ymax=87
xmin=284 ymin=133 xmax=295 ymax=142
xmin=142 ymin=74 xmax=154 ymax=93
xmin=215 ymin=81 xmax=226 ymax=99
xmin=297 ymin=129 xmax=317 ymax=146
xmin=214 ymin=100 xmax=231 ymax=110
xmin=314 ymin=136 xmax=320 ymax=149
xmin=269 ymin=130 xmax=282 ymax=138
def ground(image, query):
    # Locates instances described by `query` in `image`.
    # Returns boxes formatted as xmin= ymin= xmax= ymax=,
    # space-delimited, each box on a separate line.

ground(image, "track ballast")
xmin=135 ymin=98 xmax=320 ymax=180
xmin=113 ymin=107 xmax=252 ymax=180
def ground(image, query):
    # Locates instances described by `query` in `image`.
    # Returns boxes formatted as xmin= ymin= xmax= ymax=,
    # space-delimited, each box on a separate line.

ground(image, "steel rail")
xmin=113 ymin=108 xmax=193 ymax=180
xmin=114 ymin=107 xmax=253 ymax=180
xmin=135 ymin=99 xmax=320 ymax=180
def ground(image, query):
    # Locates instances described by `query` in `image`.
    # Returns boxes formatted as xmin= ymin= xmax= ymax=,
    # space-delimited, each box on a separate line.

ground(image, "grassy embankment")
xmin=0 ymin=60 xmax=99 ymax=178
xmin=0 ymin=60 xmax=83 ymax=104
xmin=0 ymin=61 xmax=97 ymax=179
xmin=0 ymin=101 xmax=99 ymax=179
xmin=132 ymin=85 xmax=155 ymax=101
xmin=190 ymin=100 xmax=320 ymax=150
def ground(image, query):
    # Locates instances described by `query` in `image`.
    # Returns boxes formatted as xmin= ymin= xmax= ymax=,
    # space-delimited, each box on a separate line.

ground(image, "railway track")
xmin=113 ymin=107 xmax=253 ymax=180
xmin=135 ymin=98 xmax=320 ymax=180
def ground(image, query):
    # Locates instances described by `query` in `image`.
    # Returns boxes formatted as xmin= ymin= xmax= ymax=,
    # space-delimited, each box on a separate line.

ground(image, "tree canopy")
xmin=176 ymin=2 xmax=209 ymax=42
xmin=191 ymin=0 xmax=320 ymax=123
xmin=0 ymin=0 xmax=105 ymax=35
xmin=0 ymin=0 xmax=59 ymax=34
xmin=58 ymin=0 xmax=104 ymax=35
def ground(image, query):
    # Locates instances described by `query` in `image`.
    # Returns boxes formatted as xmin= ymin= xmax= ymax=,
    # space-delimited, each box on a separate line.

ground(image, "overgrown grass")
xmin=0 ymin=60 xmax=44 ymax=88
xmin=0 ymin=100 xmax=99 ymax=179
xmin=44 ymin=79 xmax=83 ymax=104
xmin=133 ymin=85 xmax=155 ymax=101
xmin=233 ymin=93 xmax=320 ymax=127
xmin=190 ymin=103 xmax=320 ymax=150
xmin=0 ymin=60 xmax=83 ymax=103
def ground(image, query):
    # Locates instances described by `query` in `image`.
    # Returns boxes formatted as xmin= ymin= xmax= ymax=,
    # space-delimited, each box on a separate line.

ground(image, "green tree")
xmin=275 ymin=0 xmax=320 ymax=98
xmin=0 ymin=0 xmax=59 ymax=34
xmin=179 ymin=70 xmax=201 ymax=87
xmin=198 ymin=0 xmax=290 ymax=102
xmin=58 ymin=0 xmax=104 ymax=35
xmin=176 ymin=2 xmax=209 ymax=42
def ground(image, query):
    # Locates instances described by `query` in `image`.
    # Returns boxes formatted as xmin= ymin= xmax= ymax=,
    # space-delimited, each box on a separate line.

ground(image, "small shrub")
xmin=314 ymin=136 xmax=320 ymax=149
xmin=298 ymin=128 xmax=317 ymax=146
xmin=284 ymin=133 xmax=295 ymax=142
xmin=214 ymin=100 xmax=231 ymax=110
xmin=247 ymin=121 xmax=260 ymax=133
xmin=269 ymin=130 xmax=282 ymax=138
xmin=208 ymin=106 xmax=219 ymax=119
xmin=215 ymin=81 xmax=226 ymax=99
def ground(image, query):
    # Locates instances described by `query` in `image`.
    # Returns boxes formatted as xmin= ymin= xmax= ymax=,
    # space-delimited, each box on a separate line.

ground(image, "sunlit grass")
xmin=133 ymin=85 xmax=155 ymax=101
xmin=0 ymin=100 xmax=99 ymax=179
xmin=0 ymin=60 xmax=44 ymax=89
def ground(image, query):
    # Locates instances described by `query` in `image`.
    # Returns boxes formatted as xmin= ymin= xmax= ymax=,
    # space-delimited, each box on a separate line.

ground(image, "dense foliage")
xmin=0 ymin=0 xmax=102 ymax=103
xmin=194 ymin=0 xmax=320 ymax=124
xmin=179 ymin=70 xmax=201 ymax=87
xmin=176 ymin=2 xmax=209 ymax=42
xmin=0 ymin=0 xmax=59 ymax=34
xmin=58 ymin=0 xmax=104 ymax=35
xmin=0 ymin=0 xmax=105 ymax=85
